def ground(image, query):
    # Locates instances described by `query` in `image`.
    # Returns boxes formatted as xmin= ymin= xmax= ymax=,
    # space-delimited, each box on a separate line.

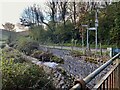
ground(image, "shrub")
xmin=1 ymin=51 xmax=55 ymax=90
xmin=70 ymin=50 xmax=83 ymax=57
xmin=85 ymin=57 xmax=98 ymax=64
xmin=2 ymin=47 xmax=24 ymax=63
xmin=16 ymin=37 xmax=39 ymax=55
xmin=31 ymin=50 xmax=64 ymax=63
xmin=31 ymin=50 xmax=43 ymax=58
xmin=51 ymin=55 xmax=64 ymax=64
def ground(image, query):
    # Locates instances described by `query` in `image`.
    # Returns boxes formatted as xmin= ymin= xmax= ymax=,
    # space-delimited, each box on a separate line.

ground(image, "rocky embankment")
xmin=2 ymin=46 xmax=75 ymax=89
xmin=39 ymin=46 xmax=113 ymax=89
xmin=3 ymin=46 xmax=113 ymax=89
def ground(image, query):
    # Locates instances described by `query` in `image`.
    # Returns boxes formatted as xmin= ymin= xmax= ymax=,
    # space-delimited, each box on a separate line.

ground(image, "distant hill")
xmin=0 ymin=29 xmax=19 ymax=41
xmin=17 ymin=30 xmax=29 ymax=36
xmin=0 ymin=29 xmax=30 ymax=41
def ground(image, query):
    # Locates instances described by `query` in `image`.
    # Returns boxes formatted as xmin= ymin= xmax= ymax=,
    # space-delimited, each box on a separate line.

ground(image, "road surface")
xmin=39 ymin=44 xmax=107 ymax=52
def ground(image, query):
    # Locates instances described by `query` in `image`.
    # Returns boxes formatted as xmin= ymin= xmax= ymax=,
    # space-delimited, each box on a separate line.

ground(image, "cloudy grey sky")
xmin=0 ymin=0 xmax=116 ymax=29
xmin=0 ymin=0 xmax=46 ymax=29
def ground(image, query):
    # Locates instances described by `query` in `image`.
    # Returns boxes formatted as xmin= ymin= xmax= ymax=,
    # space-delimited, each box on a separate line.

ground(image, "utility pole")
xmin=95 ymin=9 xmax=98 ymax=53
xmin=81 ymin=25 xmax=88 ymax=53
xmin=81 ymin=8 xmax=98 ymax=55
xmin=87 ymin=27 xmax=89 ymax=50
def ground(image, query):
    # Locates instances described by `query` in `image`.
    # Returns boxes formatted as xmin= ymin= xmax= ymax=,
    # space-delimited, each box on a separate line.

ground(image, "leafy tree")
xmin=2 ymin=22 xmax=15 ymax=43
xmin=54 ymin=20 xmax=79 ymax=43
xmin=19 ymin=2 xmax=120 ymax=46
xmin=97 ymin=2 xmax=120 ymax=46
xmin=2 ymin=22 xmax=15 ymax=31
xmin=30 ymin=25 xmax=47 ymax=43
xmin=110 ymin=2 xmax=120 ymax=46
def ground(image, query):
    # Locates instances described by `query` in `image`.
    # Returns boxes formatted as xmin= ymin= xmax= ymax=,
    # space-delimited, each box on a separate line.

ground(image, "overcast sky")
xmin=0 ymin=0 xmax=46 ymax=29
xmin=0 ymin=0 xmax=116 ymax=29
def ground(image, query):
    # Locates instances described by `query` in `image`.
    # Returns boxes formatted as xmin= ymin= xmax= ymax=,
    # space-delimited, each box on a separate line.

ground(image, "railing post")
xmin=70 ymin=79 xmax=87 ymax=90
xmin=116 ymin=59 xmax=120 ymax=89
xmin=118 ymin=63 xmax=120 ymax=89
xmin=71 ymin=53 xmax=120 ymax=90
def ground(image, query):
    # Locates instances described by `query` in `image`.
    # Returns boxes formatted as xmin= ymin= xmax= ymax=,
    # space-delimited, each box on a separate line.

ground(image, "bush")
xmin=51 ymin=55 xmax=64 ymax=64
xmin=2 ymin=47 xmax=24 ymax=63
xmin=16 ymin=37 xmax=39 ymax=55
xmin=31 ymin=50 xmax=64 ymax=63
xmin=70 ymin=50 xmax=83 ymax=57
xmin=1 ymin=50 xmax=55 ymax=90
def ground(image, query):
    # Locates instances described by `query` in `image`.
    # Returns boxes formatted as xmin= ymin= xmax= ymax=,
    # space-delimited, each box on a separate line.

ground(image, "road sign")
xmin=88 ymin=27 xmax=96 ymax=30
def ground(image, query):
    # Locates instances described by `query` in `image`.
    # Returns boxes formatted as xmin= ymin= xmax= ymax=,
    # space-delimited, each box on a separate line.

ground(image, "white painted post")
xmin=87 ymin=28 xmax=89 ymax=50
xmin=95 ymin=9 xmax=98 ymax=54
xmin=95 ymin=27 xmax=97 ymax=54
xmin=81 ymin=25 xmax=88 ymax=54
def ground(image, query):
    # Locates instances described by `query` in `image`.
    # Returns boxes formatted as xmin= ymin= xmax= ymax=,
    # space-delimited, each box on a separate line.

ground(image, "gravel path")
xmin=39 ymin=47 xmax=113 ymax=88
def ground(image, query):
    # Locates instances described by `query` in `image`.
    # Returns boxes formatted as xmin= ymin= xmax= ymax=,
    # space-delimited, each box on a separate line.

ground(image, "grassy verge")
xmin=45 ymin=42 xmax=118 ymax=49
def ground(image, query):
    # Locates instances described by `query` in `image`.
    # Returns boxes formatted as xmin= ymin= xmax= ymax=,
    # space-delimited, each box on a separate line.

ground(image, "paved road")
xmin=39 ymin=45 xmax=107 ymax=52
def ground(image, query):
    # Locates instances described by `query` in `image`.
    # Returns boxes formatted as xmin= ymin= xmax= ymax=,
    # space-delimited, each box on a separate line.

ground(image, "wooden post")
xmin=100 ymin=43 xmax=102 ymax=56
xmin=118 ymin=63 xmax=120 ymax=89
xmin=71 ymin=39 xmax=74 ymax=51
xmin=115 ymin=59 xmax=120 ymax=89
xmin=88 ymin=43 xmax=91 ymax=56
xmin=116 ymin=59 xmax=120 ymax=89
xmin=0 ymin=71 xmax=2 ymax=90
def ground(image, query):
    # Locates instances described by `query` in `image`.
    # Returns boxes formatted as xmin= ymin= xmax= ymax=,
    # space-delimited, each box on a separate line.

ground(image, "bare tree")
xmin=20 ymin=4 xmax=53 ymax=31
xmin=45 ymin=0 xmax=58 ymax=31
xmin=58 ymin=1 xmax=68 ymax=26
xmin=20 ymin=4 xmax=42 ymax=26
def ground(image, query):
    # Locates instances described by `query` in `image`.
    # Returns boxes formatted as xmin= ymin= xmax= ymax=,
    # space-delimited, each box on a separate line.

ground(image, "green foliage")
xmin=31 ymin=50 xmax=64 ymax=63
xmin=70 ymin=50 xmax=84 ymax=57
xmin=1 ymin=48 xmax=55 ymax=90
xmin=0 ymin=29 xmax=18 ymax=44
xmin=29 ymin=20 xmax=80 ymax=44
xmin=85 ymin=57 xmax=98 ymax=64
xmin=110 ymin=2 xmax=120 ymax=46
xmin=2 ymin=60 xmax=54 ymax=90
xmin=30 ymin=25 xmax=47 ymax=43
xmin=2 ymin=47 xmax=24 ymax=63
xmin=16 ymin=37 xmax=39 ymax=55
xmin=57 ymin=67 xmax=67 ymax=76
xmin=51 ymin=55 xmax=64 ymax=63
xmin=97 ymin=2 xmax=120 ymax=46
xmin=54 ymin=21 xmax=74 ymax=43
xmin=19 ymin=2 xmax=120 ymax=47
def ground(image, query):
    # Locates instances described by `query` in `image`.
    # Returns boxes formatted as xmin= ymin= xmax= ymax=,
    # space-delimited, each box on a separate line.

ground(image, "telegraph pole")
xmin=81 ymin=8 xmax=98 ymax=54
xmin=87 ymin=27 xmax=89 ymax=50
xmin=81 ymin=25 xmax=88 ymax=49
xmin=95 ymin=9 xmax=98 ymax=53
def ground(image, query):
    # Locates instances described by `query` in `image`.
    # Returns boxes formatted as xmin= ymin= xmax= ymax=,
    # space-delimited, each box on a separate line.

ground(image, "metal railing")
xmin=70 ymin=52 xmax=120 ymax=90
xmin=93 ymin=63 xmax=120 ymax=90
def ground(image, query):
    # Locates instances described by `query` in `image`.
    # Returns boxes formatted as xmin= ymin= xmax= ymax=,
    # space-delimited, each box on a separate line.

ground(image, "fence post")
xmin=116 ymin=59 xmax=120 ymax=89
xmin=70 ymin=79 xmax=86 ymax=90
xmin=100 ymin=43 xmax=102 ymax=56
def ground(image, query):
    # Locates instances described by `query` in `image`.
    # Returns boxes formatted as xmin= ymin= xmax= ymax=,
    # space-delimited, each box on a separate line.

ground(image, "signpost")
xmin=88 ymin=9 xmax=98 ymax=54
xmin=95 ymin=9 xmax=99 ymax=53
xmin=81 ymin=25 xmax=88 ymax=54
xmin=81 ymin=9 xmax=98 ymax=54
